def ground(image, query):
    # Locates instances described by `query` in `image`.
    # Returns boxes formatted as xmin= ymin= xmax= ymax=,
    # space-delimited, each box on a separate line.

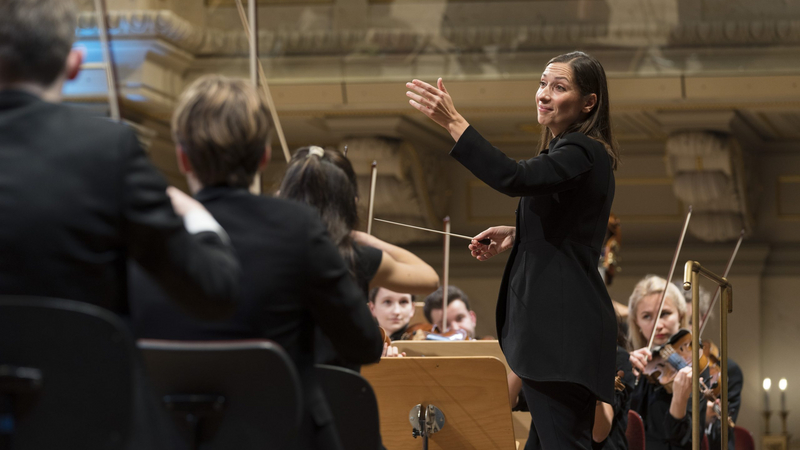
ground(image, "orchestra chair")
xmin=315 ymin=364 xmax=381 ymax=450
xmin=734 ymin=426 xmax=755 ymax=450
xmin=362 ymin=356 xmax=515 ymax=450
xmin=0 ymin=296 xmax=134 ymax=450
xmin=137 ymin=339 xmax=302 ymax=450
xmin=626 ymin=410 xmax=645 ymax=450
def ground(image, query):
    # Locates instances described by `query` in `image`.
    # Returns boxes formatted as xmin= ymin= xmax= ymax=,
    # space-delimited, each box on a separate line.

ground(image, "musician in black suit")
xmin=406 ymin=51 xmax=619 ymax=449
xmin=0 ymin=3 xmax=239 ymax=449
xmin=0 ymin=0 xmax=239 ymax=316
xmin=130 ymin=75 xmax=384 ymax=450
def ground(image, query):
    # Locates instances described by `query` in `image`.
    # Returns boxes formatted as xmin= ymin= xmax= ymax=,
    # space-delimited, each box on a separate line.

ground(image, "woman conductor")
xmin=406 ymin=51 xmax=619 ymax=449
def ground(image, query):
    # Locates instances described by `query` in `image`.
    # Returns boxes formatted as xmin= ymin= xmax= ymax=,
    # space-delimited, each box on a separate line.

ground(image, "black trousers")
xmin=522 ymin=379 xmax=596 ymax=450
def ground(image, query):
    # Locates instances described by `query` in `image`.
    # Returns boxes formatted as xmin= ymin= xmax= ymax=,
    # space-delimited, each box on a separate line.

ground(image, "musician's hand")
xmin=706 ymin=399 xmax=719 ymax=423
xmin=672 ymin=367 xmax=693 ymax=401
xmin=669 ymin=367 xmax=698 ymax=419
xmin=469 ymin=226 xmax=515 ymax=261
xmin=629 ymin=347 xmax=652 ymax=376
xmin=382 ymin=343 xmax=406 ymax=358
xmin=166 ymin=186 xmax=205 ymax=217
xmin=406 ymin=78 xmax=470 ymax=142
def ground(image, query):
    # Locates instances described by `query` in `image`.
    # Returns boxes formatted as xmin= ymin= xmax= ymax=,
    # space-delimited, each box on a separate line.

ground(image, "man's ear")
xmin=65 ymin=48 xmax=83 ymax=81
xmin=175 ymin=145 xmax=192 ymax=175
xmin=582 ymin=93 xmax=598 ymax=114
xmin=470 ymin=310 xmax=477 ymax=325
xmin=258 ymin=144 xmax=271 ymax=171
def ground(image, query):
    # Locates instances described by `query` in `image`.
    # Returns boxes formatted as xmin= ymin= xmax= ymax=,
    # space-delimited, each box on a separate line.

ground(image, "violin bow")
xmin=234 ymin=0 xmax=291 ymax=163
xmin=698 ymin=229 xmax=745 ymax=336
xmin=646 ymin=206 xmax=693 ymax=352
xmin=92 ymin=0 xmax=120 ymax=122
xmin=367 ymin=161 xmax=377 ymax=235
xmin=442 ymin=217 xmax=451 ymax=333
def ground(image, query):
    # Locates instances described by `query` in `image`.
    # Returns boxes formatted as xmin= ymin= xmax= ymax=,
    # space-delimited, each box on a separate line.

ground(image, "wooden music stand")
xmin=390 ymin=340 xmax=511 ymax=375
xmin=362 ymin=357 xmax=516 ymax=450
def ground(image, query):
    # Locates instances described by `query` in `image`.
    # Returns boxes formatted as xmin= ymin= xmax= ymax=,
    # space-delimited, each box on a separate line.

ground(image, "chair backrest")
xmin=138 ymin=339 xmax=302 ymax=450
xmin=0 ymin=296 xmax=134 ymax=450
xmin=626 ymin=410 xmax=645 ymax=450
xmin=734 ymin=426 xmax=755 ymax=450
xmin=316 ymin=364 xmax=380 ymax=450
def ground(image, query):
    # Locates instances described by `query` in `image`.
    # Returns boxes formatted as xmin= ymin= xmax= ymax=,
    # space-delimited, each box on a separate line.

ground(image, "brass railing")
xmin=683 ymin=261 xmax=732 ymax=450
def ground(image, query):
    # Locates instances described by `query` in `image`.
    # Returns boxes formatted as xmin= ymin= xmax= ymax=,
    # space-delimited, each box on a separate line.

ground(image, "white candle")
xmin=780 ymin=378 xmax=787 ymax=412
xmin=764 ymin=378 xmax=772 ymax=411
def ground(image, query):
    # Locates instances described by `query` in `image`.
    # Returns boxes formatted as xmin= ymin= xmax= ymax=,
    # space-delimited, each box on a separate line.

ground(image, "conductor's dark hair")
xmin=538 ymin=51 xmax=620 ymax=170
xmin=278 ymin=148 xmax=359 ymax=274
xmin=423 ymin=286 xmax=470 ymax=324
xmin=0 ymin=0 xmax=77 ymax=86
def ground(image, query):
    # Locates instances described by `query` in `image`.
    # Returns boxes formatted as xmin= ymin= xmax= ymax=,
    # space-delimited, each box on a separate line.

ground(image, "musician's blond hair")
xmin=172 ymin=75 xmax=271 ymax=188
xmin=627 ymin=275 xmax=688 ymax=350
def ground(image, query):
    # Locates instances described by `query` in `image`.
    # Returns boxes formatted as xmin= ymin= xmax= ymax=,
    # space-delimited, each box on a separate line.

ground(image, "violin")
xmin=379 ymin=326 xmax=392 ymax=346
xmin=399 ymin=322 xmax=470 ymax=341
xmin=642 ymin=329 xmax=735 ymax=428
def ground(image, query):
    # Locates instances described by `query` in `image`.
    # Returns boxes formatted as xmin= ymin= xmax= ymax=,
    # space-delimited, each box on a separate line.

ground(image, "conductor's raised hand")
xmin=406 ymin=78 xmax=470 ymax=142
xmin=468 ymin=226 xmax=515 ymax=261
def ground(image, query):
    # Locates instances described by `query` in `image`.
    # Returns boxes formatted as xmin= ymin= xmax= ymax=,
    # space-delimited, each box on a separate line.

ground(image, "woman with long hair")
xmin=279 ymin=146 xmax=439 ymax=366
xmin=406 ymin=51 xmax=618 ymax=449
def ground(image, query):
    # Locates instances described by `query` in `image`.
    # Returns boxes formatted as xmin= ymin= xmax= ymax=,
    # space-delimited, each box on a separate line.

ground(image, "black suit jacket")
xmin=130 ymin=186 xmax=384 ymax=450
xmin=0 ymin=90 xmax=238 ymax=316
xmin=451 ymin=126 xmax=616 ymax=402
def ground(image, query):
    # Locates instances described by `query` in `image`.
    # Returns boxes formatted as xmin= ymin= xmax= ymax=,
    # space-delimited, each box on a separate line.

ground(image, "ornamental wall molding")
xmin=77 ymin=11 xmax=800 ymax=58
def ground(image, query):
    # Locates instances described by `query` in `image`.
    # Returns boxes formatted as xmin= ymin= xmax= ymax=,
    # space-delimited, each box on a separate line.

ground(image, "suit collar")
xmin=0 ymin=89 xmax=43 ymax=111
xmin=195 ymin=185 xmax=253 ymax=203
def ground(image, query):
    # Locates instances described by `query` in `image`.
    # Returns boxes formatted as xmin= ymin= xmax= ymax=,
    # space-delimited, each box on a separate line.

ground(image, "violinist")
xmin=674 ymin=282 xmax=743 ymax=450
xmin=407 ymin=51 xmax=618 ymax=449
xmin=423 ymin=285 xmax=478 ymax=338
xmin=627 ymin=275 xmax=705 ymax=450
xmin=129 ymin=75 xmax=383 ymax=450
xmin=368 ymin=287 xmax=415 ymax=341
xmin=278 ymin=147 xmax=439 ymax=368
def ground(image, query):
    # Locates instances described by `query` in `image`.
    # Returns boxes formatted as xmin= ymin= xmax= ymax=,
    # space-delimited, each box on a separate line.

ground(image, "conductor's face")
xmin=536 ymin=62 xmax=594 ymax=137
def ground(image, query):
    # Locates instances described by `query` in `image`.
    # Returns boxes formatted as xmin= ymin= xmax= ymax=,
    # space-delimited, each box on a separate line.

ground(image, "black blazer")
xmin=451 ymin=126 xmax=617 ymax=402
xmin=0 ymin=90 xmax=238 ymax=316
xmin=130 ymin=186 xmax=384 ymax=450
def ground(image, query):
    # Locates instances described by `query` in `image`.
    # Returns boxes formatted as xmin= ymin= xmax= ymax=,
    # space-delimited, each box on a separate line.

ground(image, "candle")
xmin=764 ymin=378 xmax=772 ymax=411
xmin=780 ymin=378 xmax=787 ymax=412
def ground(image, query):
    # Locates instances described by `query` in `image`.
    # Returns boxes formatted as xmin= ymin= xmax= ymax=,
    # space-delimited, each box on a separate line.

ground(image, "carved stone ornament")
xmin=76 ymin=11 xmax=800 ymax=57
